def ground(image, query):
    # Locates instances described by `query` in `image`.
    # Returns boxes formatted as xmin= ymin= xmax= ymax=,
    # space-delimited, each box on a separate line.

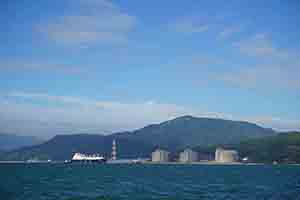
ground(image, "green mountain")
xmin=234 ymin=131 xmax=300 ymax=163
xmin=120 ymin=116 xmax=275 ymax=150
xmin=194 ymin=131 xmax=300 ymax=163
xmin=0 ymin=116 xmax=276 ymax=161
xmin=0 ymin=134 xmax=43 ymax=151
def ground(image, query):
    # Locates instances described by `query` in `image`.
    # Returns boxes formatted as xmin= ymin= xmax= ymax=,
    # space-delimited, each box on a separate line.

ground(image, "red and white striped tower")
xmin=112 ymin=139 xmax=117 ymax=160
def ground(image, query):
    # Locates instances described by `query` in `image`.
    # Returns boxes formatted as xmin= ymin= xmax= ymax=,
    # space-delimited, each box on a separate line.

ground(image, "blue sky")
xmin=0 ymin=0 xmax=299 ymax=138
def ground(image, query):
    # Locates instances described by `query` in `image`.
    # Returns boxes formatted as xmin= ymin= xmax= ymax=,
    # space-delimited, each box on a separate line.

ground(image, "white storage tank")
xmin=215 ymin=148 xmax=239 ymax=163
xmin=151 ymin=149 xmax=170 ymax=162
xmin=179 ymin=149 xmax=198 ymax=163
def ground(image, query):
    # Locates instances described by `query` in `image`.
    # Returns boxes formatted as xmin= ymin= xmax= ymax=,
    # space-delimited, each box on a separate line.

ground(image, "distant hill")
xmin=0 ymin=134 xmax=43 ymax=151
xmin=2 ymin=134 xmax=154 ymax=161
xmin=120 ymin=116 xmax=276 ymax=150
xmin=0 ymin=116 xmax=276 ymax=161
xmin=194 ymin=131 xmax=300 ymax=163
xmin=234 ymin=131 xmax=300 ymax=163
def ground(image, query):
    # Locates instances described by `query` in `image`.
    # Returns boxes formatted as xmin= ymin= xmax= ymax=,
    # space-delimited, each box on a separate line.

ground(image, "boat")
xmin=71 ymin=153 xmax=106 ymax=163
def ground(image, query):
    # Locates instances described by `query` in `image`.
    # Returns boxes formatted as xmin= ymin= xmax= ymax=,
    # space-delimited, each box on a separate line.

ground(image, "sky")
xmin=0 ymin=0 xmax=299 ymax=138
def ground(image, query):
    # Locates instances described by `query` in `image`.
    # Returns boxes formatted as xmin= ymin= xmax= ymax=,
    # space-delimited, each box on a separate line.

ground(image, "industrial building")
xmin=215 ymin=148 xmax=239 ymax=163
xmin=111 ymin=139 xmax=117 ymax=160
xmin=151 ymin=149 xmax=170 ymax=162
xmin=179 ymin=149 xmax=198 ymax=163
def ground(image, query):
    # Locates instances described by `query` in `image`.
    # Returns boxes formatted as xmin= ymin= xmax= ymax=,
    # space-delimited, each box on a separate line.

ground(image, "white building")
xmin=215 ymin=147 xmax=223 ymax=161
xmin=215 ymin=148 xmax=239 ymax=163
xmin=151 ymin=149 xmax=170 ymax=162
xmin=179 ymin=149 xmax=198 ymax=163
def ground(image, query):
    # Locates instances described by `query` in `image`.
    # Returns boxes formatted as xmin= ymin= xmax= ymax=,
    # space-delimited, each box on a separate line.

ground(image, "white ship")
xmin=71 ymin=153 xmax=106 ymax=163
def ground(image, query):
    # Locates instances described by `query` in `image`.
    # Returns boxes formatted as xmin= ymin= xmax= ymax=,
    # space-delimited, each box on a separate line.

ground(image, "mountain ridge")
xmin=0 ymin=116 xmax=277 ymax=160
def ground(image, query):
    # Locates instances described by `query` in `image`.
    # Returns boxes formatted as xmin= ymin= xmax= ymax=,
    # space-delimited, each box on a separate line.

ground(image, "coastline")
xmin=1 ymin=160 xmax=299 ymax=165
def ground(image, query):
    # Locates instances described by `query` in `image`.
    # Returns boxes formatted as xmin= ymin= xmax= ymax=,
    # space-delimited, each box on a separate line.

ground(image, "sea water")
xmin=1 ymin=163 xmax=300 ymax=200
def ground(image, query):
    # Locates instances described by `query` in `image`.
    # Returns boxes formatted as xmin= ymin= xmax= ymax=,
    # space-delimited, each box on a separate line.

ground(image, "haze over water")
xmin=1 ymin=164 xmax=300 ymax=200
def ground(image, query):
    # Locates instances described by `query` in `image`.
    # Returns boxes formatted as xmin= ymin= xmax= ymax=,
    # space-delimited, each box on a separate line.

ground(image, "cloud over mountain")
xmin=37 ymin=0 xmax=136 ymax=45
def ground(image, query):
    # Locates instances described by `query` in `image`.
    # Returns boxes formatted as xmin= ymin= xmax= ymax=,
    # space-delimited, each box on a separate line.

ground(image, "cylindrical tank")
xmin=219 ymin=150 xmax=238 ymax=162
xmin=215 ymin=147 xmax=223 ymax=161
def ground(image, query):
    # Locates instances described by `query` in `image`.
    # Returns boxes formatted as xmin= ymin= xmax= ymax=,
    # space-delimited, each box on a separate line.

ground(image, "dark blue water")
xmin=1 ymin=164 xmax=300 ymax=200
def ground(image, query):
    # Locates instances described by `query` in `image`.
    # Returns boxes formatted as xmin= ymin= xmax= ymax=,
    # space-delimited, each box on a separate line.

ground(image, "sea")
xmin=1 ymin=163 xmax=300 ymax=200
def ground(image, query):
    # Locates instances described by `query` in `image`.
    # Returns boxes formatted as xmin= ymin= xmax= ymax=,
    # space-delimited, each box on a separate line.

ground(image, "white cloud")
xmin=0 ymin=92 xmax=190 ymax=138
xmin=0 ymin=60 xmax=86 ymax=75
xmin=216 ymin=33 xmax=300 ymax=91
xmin=218 ymin=68 xmax=259 ymax=89
xmin=234 ymin=33 xmax=286 ymax=58
xmin=1 ymin=92 xmax=299 ymax=138
xmin=218 ymin=65 xmax=300 ymax=90
xmin=8 ymin=92 xmax=92 ymax=105
xmin=250 ymin=116 xmax=300 ymax=132
xmin=170 ymin=17 xmax=209 ymax=34
xmin=78 ymin=0 xmax=116 ymax=10
xmin=37 ymin=0 xmax=136 ymax=45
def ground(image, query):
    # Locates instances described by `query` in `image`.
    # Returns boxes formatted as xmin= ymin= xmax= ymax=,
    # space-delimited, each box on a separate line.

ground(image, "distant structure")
xmin=71 ymin=153 xmax=106 ymax=163
xmin=179 ymin=149 xmax=198 ymax=163
xmin=111 ymin=139 xmax=117 ymax=160
xmin=215 ymin=147 xmax=223 ymax=161
xmin=215 ymin=148 xmax=239 ymax=163
xmin=151 ymin=149 xmax=170 ymax=162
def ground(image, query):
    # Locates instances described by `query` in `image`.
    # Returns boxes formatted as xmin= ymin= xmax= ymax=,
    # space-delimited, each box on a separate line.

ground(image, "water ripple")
xmin=1 ymin=164 xmax=300 ymax=200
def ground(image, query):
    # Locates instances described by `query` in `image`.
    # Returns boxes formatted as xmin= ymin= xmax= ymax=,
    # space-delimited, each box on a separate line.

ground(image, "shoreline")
xmin=1 ymin=160 xmax=300 ymax=165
